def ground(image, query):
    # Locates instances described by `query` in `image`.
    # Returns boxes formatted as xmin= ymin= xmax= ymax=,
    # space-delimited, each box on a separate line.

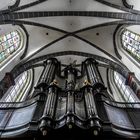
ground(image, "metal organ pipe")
xmin=84 ymin=87 xmax=97 ymax=118
xmin=33 ymin=58 xmax=58 ymax=98
xmin=83 ymin=59 xmax=102 ymax=135
xmin=44 ymin=86 xmax=57 ymax=117
xmin=38 ymin=58 xmax=102 ymax=134
xmin=66 ymin=91 xmax=75 ymax=129
xmin=84 ymin=58 xmax=104 ymax=90
xmin=37 ymin=58 xmax=59 ymax=136
xmin=37 ymin=58 xmax=58 ymax=89
xmin=39 ymin=82 xmax=58 ymax=135
xmin=65 ymin=67 xmax=77 ymax=128
xmin=83 ymin=84 xmax=101 ymax=134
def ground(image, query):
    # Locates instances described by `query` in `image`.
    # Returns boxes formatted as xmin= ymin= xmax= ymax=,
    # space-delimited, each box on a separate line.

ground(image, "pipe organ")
xmin=36 ymin=58 xmax=104 ymax=134
xmin=0 ymin=58 xmax=140 ymax=139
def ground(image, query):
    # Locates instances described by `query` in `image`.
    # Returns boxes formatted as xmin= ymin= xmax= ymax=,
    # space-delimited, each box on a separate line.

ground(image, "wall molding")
xmin=122 ymin=0 xmax=133 ymax=9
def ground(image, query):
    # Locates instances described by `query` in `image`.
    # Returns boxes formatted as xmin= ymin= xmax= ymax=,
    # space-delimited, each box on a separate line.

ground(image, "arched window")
xmin=114 ymin=71 xmax=139 ymax=103
xmin=1 ymin=70 xmax=33 ymax=103
xmin=121 ymin=29 xmax=140 ymax=62
xmin=0 ymin=30 xmax=21 ymax=65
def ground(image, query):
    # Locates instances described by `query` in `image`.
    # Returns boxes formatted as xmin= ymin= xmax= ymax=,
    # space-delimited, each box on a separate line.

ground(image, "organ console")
xmin=0 ymin=58 xmax=140 ymax=139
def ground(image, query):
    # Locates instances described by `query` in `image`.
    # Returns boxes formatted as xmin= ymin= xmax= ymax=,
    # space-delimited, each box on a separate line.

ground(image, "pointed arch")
xmin=1 ymin=69 xmax=33 ymax=103
xmin=121 ymin=28 xmax=140 ymax=62
xmin=0 ymin=25 xmax=27 ymax=71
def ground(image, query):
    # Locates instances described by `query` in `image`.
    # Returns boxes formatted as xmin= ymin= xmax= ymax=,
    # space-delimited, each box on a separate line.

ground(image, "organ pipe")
xmin=37 ymin=58 xmax=58 ymax=89
xmin=84 ymin=58 xmax=104 ymax=90
xmin=37 ymin=58 xmax=102 ymax=134
xmin=65 ymin=66 xmax=77 ymax=128
xmin=43 ymin=85 xmax=58 ymax=117
xmin=0 ymin=56 xmax=140 ymax=139
xmin=83 ymin=81 xmax=101 ymax=135
xmin=39 ymin=80 xmax=58 ymax=135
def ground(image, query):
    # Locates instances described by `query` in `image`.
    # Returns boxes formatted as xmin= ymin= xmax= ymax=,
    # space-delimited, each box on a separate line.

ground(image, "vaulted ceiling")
xmin=0 ymin=0 xmax=140 ymax=81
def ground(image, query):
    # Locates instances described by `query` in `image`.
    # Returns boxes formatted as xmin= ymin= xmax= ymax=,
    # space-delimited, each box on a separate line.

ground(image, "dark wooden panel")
xmin=127 ymin=108 xmax=140 ymax=129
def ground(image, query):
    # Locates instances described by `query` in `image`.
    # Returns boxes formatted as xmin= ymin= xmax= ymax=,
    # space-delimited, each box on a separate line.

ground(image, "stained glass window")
xmin=0 ymin=31 xmax=21 ymax=64
xmin=114 ymin=71 xmax=139 ymax=103
xmin=121 ymin=29 xmax=140 ymax=61
xmin=1 ymin=70 xmax=32 ymax=103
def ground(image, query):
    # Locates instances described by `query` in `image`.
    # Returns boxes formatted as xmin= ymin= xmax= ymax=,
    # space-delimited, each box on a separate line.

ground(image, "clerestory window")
xmin=0 ymin=30 xmax=21 ymax=66
xmin=121 ymin=29 xmax=140 ymax=62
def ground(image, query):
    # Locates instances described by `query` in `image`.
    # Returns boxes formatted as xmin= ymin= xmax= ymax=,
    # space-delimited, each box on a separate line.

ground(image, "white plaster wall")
xmin=98 ymin=67 xmax=108 ymax=87
xmin=19 ymin=0 xmax=126 ymax=13
xmin=127 ymin=0 xmax=140 ymax=10
xmin=0 ymin=25 xmax=27 ymax=80
xmin=0 ymin=0 xmax=15 ymax=10
xmin=78 ymin=25 xmax=120 ymax=61
xmin=127 ymin=25 xmax=140 ymax=35
xmin=23 ymin=25 xmax=64 ymax=59
xmin=28 ymin=66 xmax=44 ymax=98
xmin=0 ymin=24 xmax=17 ymax=35
xmin=56 ymin=55 xmax=87 ymax=66
xmin=107 ymin=0 xmax=123 ymax=6
xmin=19 ymin=0 xmax=37 ymax=7
xmin=25 ymin=17 xmax=119 ymax=32
xmin=29 ymin=36 xmax=115 ymax=63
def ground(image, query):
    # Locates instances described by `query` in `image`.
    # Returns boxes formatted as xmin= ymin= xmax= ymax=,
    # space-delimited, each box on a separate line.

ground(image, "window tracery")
xmin=114 ymin=71 xmax=139 ymax=103
xmin=0 ymin=31 xmax=21 ymax=65
xmin=1 ymin=70 xmax=32 ymax=102
xmin=121 ymin=29 xmax=140 ymax=62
